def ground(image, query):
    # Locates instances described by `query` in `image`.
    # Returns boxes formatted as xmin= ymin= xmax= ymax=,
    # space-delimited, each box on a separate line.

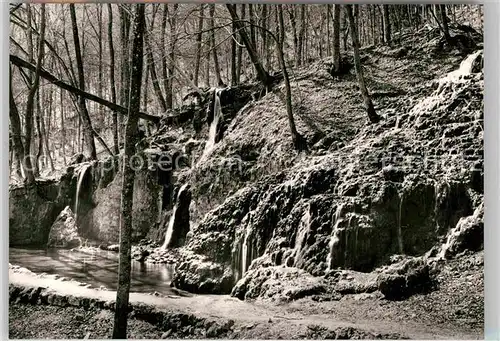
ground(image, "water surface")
xmin=9 ymin=247 xmax=176 ymax=295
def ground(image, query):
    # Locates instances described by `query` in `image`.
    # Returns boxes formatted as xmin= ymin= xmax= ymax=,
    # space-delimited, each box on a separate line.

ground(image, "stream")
xmin=9 ymin=247 xmax=177 ymax=295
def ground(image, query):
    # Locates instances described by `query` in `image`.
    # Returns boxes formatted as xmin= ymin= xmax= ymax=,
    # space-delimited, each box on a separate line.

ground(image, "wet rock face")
xmin=47 ymin=206 xmax=81 ymax=249
xmin=86 ymin=159 xmax=162 ymax=243
xmin=376 ymin=257 xmax=435 ymax=301
xmin=9 ymin=180 xmax=68 ymax=247
xmin=439 ymin=204 xmax=484 ymax=259
xmin=170 ymin=50 xmax=484 ymax=296
xmin=231 ymin=265 xmax=327 ymax=302
xmin=171 ymin=253 xmax=234 ymax=294
xmin=164 ymin=185 xmax=192 ymax=249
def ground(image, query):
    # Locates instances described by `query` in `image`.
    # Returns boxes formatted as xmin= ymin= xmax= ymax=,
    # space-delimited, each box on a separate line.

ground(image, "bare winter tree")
xmin=112 ymin=3 xmax=146 ymax=339
xmin=345 ymin=4 xmax=381 ymax=124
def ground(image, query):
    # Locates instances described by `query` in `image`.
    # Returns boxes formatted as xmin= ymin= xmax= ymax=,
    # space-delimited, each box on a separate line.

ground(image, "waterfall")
xmin=161 ymin=183 xmax=190 ymax=250
xmin=159 ymin=89 xmax=224 ymax=250
xmin=326 ymin=203 xmax=345 ymax=271
xmin=437 ymin=50 xmax=482 ymax=92
xmin=293 ymin=208 xmax=311 ymax=266
xmin=74 ymin=164 xmax=91 ymax=222
xmin=241 ymin=227 xmax=250 ymax=275
xmin=202 ymin=89 xmax=224 ymax=158
xmin=457 ymin=50 xmax=482 ymax=75
xmin=397 ymin=194 xmax=404 ymax=254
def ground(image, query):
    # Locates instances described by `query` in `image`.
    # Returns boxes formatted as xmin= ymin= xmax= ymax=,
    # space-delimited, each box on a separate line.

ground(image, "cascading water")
xmin=293 ymin=208 xmax=311 ymax=266
xmin=326 ymin=203 xmax=345 ymax=271
xmin=161 ymin=183 xmax=190 ymax=250
xmin=437 ymin=50 xmax=482 ymax=92
xmin=202 ymin=89 xmax=224 ymax=158
xmin=241 ymin=226 xmax=251 ymax=275
xmin=161 ymin=88 xmax=225 ymax=250
xmin=74 ymin=164 xmax=91 ymax=222
xmin=397 ymin=194 xmax=404 ymax=254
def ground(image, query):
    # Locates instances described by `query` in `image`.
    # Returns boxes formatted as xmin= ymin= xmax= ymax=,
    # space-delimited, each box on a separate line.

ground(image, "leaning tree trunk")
xmin=145 ymin=11 xmax=168 ymax=113
xmin=345 ymin=5 xmax=381 ymax=124
xmin=112 ymin=3 xmax=145 ymax=339
xmin=277 ymin=5 xmax=305 ymax=151
xmin=226 ymin=4 xmax=272 ymax=89
xmin=70 ymin=4 xmax=97 ymax=160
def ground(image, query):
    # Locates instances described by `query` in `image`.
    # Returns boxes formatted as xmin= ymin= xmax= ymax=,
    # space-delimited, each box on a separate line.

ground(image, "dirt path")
xmin=9 ymin=267 xmax=481 ymax=339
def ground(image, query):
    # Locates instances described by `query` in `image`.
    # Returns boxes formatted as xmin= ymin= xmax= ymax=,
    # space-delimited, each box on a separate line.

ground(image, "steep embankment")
xmin=169 ymin=24 xmax=484 ymax=327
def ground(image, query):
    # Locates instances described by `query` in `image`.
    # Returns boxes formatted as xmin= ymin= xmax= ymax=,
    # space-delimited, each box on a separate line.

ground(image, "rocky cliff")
xmin=168 ymin=27 xmax=484 ymax=299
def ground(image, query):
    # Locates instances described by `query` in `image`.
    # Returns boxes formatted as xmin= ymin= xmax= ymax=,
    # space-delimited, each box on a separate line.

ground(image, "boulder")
xmin=376 ymin=257 xmax=434 ymax=300
xmin=47 ymin=206 xmax=82 ymax=249
xmin=439 ymin=204 xmax=484 ymax=259
xmin=231 ymin=265 xmax=326 ymax=302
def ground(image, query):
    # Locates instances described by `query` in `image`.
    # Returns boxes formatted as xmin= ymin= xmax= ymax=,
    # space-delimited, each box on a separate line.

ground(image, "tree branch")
xmin=10 ymin=54 xmax=160 ymax=124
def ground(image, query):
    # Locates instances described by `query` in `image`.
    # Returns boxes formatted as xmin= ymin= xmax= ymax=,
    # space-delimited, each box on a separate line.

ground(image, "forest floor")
xmin=9 ymin=251 xmax=483 ymax=339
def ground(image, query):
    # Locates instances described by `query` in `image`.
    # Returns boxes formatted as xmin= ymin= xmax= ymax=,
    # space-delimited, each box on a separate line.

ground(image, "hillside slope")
xmin=164 ymin=26 xmax=483 ymax=332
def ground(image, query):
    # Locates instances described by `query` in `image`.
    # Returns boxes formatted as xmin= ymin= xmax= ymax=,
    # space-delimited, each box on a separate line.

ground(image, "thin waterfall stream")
xmin=74 ymin=164 xmax=91 ymax=222
xmin=162 ymin=88 xmax=225 ymax=251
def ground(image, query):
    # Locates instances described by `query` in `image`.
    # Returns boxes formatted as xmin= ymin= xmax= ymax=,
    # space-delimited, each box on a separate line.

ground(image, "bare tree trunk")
xmin=205 ymin=43 xmax=210 ymax=87
xmin=226 ymin=4 xmax=272 ymax=89
xmin=108 ymin=4 xmax=119 ymax=155
xmin=34 ymin=89 xmax=43 ymax=176
xmin=70 ymin=4 xmax=97 ymax=160
xmin=97 ymin=5 xmax=104 ymax=131
xmin=9 ymin=68 xmax=27 ymax=181
xmin=288 ymin=6 xmax=298 ymax=66
xmin=249 ymin=4 xmax=256 ymax=48
xmin=326 ymin=5 xmax=331 ymax=56
xmin=119 ymin=5 xmax=131 ymax=141
xmin=382 ymin=5 xmax=391 ymax=44
xmin=60 ymin=88 xmax=67 ymax=165
xmin=22 ymin=3 xmax=46 ymax=184
xmin=297 ymin=5 xmax=306 ymax=66
xmin=193 ymin=4 xmax=204 ymax=87
xmin=231 ymin=10 xmax=238 ymax=86
xmin=43 ymin=87 xmax=55 ymax=171
xmin=439 ymin=4 xmax=451 ymax=44
xmin=165 ymin=4 xmax=178 ymax=109
xmin=11 ymin=54 xmax=159 ymax=124
xmin=210 ymin=4 xmax=225 ymax=87
xmin=345 ymin=5 xmax=380 ymax=124
xmin=277 ymin=5 xmax=305 ymax=151
xmin=333 ymin=4 xmax=341 ymax=72
xmin=145 ymin=10 xmax=168 ymax=112
xmin=236 ymin=4 xmax=245 ymax=84
xmin=261 ymin=5 xmax=269 ymax=69
xmin=112 ymin=4 xmax=145 ymax=339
